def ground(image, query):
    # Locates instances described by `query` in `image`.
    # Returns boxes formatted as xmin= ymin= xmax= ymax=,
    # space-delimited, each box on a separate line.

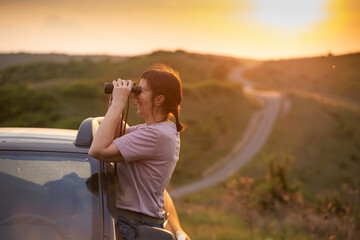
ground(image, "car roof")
xmin=0 ymin=118 xmax=95 ymax=154
xmin=0 ymin=127 xmax=77 ymax=139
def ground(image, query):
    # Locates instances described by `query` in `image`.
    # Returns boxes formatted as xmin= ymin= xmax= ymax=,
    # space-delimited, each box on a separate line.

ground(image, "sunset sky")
xmin=0 ymin=0 xmax=359 ymax=59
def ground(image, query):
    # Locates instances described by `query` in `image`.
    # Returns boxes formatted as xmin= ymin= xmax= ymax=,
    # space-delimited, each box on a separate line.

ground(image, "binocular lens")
xmin=104 ymin=82 xmax=141 ymax=95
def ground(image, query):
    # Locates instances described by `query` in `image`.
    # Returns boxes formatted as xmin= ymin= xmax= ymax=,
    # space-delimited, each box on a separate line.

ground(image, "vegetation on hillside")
xmin=0 ymin=52 xmax=127 ymax=71
xmin=1 ymin=50 xmax=359 ymax=238
xmin=0 ymin=85 xmax=59 ymax=127
xmin=241 ymin=95 xmax=360 ymax=197
xmin=175 ymin=52 xmax=360 ymax=239
xmin=0 ymin=50 xmax=257 ymax=187
xmin=176 ymin=152 xmax=359 ymax=239
xmin=243 ymin=53 xmax=360 ymax=105
xmin=172 ymin=81 xmax=255 ymax=186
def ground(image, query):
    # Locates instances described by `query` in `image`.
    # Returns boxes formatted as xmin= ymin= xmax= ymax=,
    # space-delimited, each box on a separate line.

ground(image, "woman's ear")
xmin=154 ymin=95 xmax=165 ymax=107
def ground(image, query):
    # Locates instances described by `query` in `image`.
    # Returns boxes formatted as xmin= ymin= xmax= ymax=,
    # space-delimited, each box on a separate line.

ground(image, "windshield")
xmin=0 ymin=151 xmax=101 ymax=240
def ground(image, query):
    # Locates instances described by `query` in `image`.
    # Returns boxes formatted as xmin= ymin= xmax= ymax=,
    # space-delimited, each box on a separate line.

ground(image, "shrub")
xmin=60 ymin=81 xmax=100 ymax=98
xmin=0 ymin=59 xmax=98 ymax=85
xmin=257 ymin=154 xmax=302 ymax=210
xmin=0 ymin=85 xmax=59 ymax=126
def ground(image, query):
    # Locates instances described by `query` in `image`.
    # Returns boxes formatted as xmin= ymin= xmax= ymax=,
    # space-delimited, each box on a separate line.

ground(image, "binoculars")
xmin=104 ymin=82 xmax=141 ymax=95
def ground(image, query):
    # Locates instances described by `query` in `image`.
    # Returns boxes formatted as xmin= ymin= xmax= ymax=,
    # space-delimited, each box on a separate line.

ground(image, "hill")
xmin=176 ymin=90 xmax=360 ymax=239
xmin=240 ymin=52 xmax=360 ymax=196
xmin=243 ymin=52 xmax=360 ymax=107
xmin=173 ymin=53 xmax=360 ymax=239
xmin=0 ymin=52 xmax=127 ymax=71
xmin=0 ymin=50 xmax=258 ymax=187
xmin=3 ymin=50 xmax=358 ymax=239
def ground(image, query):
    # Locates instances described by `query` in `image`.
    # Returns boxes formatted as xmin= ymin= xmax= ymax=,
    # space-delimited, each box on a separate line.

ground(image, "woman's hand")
xmin=176 ymin=230 xmax=190 ymax=240
xmin=89 ymin=78 xmax=133 ymax=162
xmin=111 ymin=79 xmax=133 ymax=107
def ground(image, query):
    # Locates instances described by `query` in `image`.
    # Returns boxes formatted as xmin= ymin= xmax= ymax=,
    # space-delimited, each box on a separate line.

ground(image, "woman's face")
xmin=133 ymin=78 xmax=153 ymax=120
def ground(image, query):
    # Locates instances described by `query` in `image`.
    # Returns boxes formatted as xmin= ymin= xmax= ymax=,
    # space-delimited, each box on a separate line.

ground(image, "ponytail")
xmin=172 ymin=108 xmax=184 ymax=132
xmin=141 ymin=64 xmax=185 ymax=132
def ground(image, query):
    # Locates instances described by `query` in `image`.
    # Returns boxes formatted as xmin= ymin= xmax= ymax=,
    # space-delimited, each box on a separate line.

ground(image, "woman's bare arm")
xmin=89 ymin=80 xmax=132 ymax=162
xmin=164 ymin=190 xmax=190 ymax=240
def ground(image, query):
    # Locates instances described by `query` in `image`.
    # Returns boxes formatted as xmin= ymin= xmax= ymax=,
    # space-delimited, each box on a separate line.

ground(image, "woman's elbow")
xmin=89 ymin=144 xmax=122 ymax=162
xmin=88 ymin=147 xmax=113 ymax=162
xmin=89 ymin=147 xmax=101 ymax=160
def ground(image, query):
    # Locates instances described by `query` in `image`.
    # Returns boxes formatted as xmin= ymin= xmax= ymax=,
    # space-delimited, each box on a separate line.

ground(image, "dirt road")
xmin=170 ymin=67 xmax=282 ymax=198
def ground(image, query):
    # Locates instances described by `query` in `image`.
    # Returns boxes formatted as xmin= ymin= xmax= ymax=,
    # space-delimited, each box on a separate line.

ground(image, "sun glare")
xmin=255 ymin=0 xmax=326 ymax=28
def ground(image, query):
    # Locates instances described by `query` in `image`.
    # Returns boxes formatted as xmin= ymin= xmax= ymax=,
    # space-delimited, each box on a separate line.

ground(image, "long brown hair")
xmin=141 ymin=64 xmax=185 ymax=132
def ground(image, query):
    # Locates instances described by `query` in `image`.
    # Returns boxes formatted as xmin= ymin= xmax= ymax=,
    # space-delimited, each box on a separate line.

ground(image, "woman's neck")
xmin=145 ymin=111 xmax=168 ymax=125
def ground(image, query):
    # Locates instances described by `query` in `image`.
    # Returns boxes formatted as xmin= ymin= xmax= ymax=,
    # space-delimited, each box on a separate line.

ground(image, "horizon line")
xmin=0 ymin=48 xmax=359 ymax=61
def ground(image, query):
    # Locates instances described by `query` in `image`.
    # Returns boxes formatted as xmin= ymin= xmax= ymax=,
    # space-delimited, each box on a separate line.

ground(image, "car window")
xmin=0 ymin=151 xmax=102 ymax=240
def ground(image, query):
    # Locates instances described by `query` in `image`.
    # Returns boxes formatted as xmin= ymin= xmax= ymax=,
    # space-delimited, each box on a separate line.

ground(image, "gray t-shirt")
xmin=112 ymin=121 xmax=180 ymax=218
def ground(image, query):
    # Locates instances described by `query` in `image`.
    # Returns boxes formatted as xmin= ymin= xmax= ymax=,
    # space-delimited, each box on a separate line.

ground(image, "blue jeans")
xmin=117 ymin=216 xmax=164 ymax=240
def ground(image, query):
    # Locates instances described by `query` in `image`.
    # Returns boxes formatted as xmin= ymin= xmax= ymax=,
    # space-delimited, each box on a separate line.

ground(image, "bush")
xmin=257 ymin=154 xmax=302 ymax=210
xmin=60 ymin=81 xmax=100 ymax=98
xmin=0 ymin=85 xmax=60 ymax=127
xmin=0 ymin=59 xmax=98 ymax=85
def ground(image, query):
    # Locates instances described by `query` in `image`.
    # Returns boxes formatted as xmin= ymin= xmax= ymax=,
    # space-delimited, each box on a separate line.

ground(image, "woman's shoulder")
xmin=126 ymin=123 xmax=145 ymax=133
xmin=145 ymin=121 xmax=177 ymax=135
xmin=154 ymin=121 xmax=176 ymax=131
xmin=132 ymin=121 xmax=177 ymax=136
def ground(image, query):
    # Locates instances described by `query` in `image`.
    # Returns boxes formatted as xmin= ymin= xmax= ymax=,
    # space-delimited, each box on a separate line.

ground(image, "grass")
xmin=173 ymin=89 xmax=360 ymax=239
xmin=241 ymin=52 xmax=360 ymax=198
xmin=175 ymin=146 xmax=359 ymax=239
xmin=242 ymin=53 xmax=360 ymax=106
xmin=174 ymin=180 xmax=326 ymax=240
xmin=170 ymin=81 xmax=257 ymax=186
xmin=240 ymin=94 xmax=360 ymax=199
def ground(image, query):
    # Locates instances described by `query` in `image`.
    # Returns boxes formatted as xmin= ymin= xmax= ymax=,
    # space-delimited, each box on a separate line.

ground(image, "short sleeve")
xmin=125 ymin=125 xmax=138 ymax=134
xmin=112 ymin=126 xmax=159 ymax=162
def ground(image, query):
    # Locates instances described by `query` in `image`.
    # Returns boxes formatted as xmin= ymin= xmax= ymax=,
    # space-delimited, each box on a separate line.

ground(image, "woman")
xmin=89 ymin=64 xmax=187 ymax=240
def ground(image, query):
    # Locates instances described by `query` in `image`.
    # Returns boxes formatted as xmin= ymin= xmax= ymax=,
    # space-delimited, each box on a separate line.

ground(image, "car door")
xmin=0 ymin=151 xmax=106 ymax=240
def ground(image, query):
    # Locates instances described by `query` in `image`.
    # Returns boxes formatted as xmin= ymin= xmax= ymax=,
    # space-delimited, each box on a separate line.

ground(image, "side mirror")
xmin=135 ymin=225 xmax=175 ymax=240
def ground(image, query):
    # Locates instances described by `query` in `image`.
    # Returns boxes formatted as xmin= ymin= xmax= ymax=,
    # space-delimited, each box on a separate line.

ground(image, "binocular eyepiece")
xmin=104 ymin=82 xmax=141 ymax=95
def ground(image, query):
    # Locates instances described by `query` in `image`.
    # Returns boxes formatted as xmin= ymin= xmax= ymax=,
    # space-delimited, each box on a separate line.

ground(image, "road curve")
xmin=170 ymin=67 xmax=282 ymax=198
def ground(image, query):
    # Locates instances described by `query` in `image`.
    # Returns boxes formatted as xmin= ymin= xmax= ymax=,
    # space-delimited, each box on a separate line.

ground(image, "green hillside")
xmin=2 ymin=50 xmax=359 ymax=239
xmin=175 ymin=92 xmax=360 ymax=240
xmin=0 ymin=52 xmax=127 ymax=71
xmin=172 ymin=53 xmax=360 ymax=239
xmin=243 ymin=53 xmax=360 ymax=106
xmin=240 ymin=53 xmax=360 ymax=197
xmin=0 ymin=50 xmax=257 ymax=187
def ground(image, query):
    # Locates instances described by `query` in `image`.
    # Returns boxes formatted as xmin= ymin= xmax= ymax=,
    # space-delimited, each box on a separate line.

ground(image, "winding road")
xmin=170 ymin=67 xmax=282 ymax=198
